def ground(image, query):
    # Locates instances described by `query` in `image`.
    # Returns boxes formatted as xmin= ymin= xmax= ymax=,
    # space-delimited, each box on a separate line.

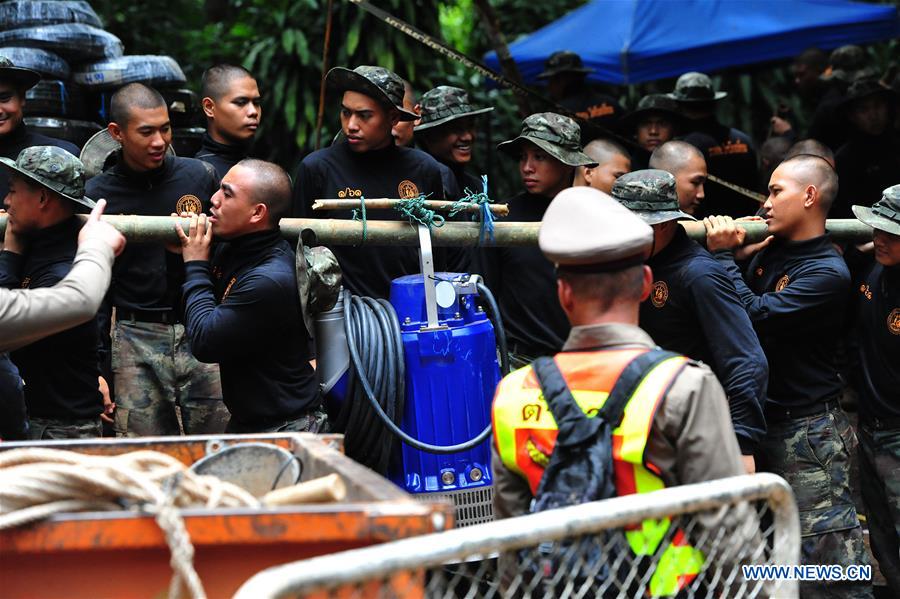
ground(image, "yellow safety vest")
xmin=492 ymin=349 xmax=704 ymax=597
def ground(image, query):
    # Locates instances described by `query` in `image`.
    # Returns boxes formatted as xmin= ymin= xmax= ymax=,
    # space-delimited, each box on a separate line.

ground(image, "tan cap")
xmin=539 ymin=186 xmax=653 ymax=272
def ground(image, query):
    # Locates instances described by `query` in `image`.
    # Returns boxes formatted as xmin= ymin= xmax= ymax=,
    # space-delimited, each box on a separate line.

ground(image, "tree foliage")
xmin=93 ymin=0 xmax=895 ymax=198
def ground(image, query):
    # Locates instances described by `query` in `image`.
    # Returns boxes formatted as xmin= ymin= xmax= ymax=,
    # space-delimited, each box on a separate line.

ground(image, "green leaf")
xmin=285 ymin=77 xmax=299 ymax=130
xmin=293 ymin=30 xmax=310 ymax=63
xmin=282 ymin=29 xmax=294 ymax=54
xmin=346 ymin=21 xmax=361 ymax=56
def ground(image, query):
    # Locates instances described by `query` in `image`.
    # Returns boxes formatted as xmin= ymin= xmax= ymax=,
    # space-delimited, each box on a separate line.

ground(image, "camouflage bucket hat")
xmin=837 ymin=78 xmax=897 ymax=113
xmin=0 ymin=55 xmax=40 ymax=90
xmin=824 ymin=45 xmax=866 ymax=82
xmin=536 ymin=51 xmax=594 ymax=79
xmin=611 ymin=169 xmax=695 ymax=225
xmin=620 ymin=93 xmax=683 ymax=130
xmin=853 ymin=185 xmax=900 ymax=237
xmin=0 ymin=145 xmax=95 ymax=209
xmin=497 ymin=112 xmax=596 ymax=167
xmin=296 ymin=233 xmax=342 ymax=335
xmin=668 ymin=72 xmax=727 ymax=103
xmin=326 ymin=65 xmax=418 ymax=121
xmin=415 ymin=86 xmax=493 ymax=131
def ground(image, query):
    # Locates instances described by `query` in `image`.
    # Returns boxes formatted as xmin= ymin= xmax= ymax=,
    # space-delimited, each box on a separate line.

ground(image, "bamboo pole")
xmin=312 ymin=198 xmax=509 ymax=216
xmin=0 ymin=215 xmax=874 ymax=246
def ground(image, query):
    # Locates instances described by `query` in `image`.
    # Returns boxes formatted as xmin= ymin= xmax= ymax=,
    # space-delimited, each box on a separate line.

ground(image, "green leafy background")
xmin=92 ymin=0 xmax=897 ymax=199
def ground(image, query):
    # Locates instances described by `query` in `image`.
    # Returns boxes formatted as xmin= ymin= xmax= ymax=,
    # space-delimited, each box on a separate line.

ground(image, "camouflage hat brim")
xmin=497 ymin=135 xmax=597 ymax=168
xmin=536 ymin=66 xmax=594 ymax=79
xmin=326 ymin=67 xmax=418 ymax=121
xmin=0 ymin=156 xmax=96 ymax=209
xmin=414 ymin=106 xmax=493 ymax=131
xmin=631 ymin=208 xmax=696 ymax=225
xmin=0 ymin=65 xmax=40 ymax=90
xmin=852 ymin=205 xmax=900 ymax=236
xmin=666 ymin=90 xmax=727 ymax=103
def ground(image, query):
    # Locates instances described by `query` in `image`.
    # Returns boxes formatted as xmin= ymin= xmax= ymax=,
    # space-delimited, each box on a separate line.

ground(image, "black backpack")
xmin=521 ymin=349 xmax=680 ymax=594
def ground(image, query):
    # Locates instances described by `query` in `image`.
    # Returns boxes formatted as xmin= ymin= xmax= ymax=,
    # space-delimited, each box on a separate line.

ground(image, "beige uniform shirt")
xmin=0 ymin=238 xmax=114 ymax=352
xmin=492 ymin=322 xmax=747 ymax=519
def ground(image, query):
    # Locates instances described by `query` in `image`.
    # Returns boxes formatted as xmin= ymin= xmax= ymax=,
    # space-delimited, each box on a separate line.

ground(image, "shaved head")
xmin=576 ymin=138 xmax=631 ymax=192
xmin=201 ymin=64 xmax=256 ymax=102
xmin=785 ymin=139 xmax=835 ymax=168
xmin=649 ymin=140 xmax=705 ymax=174
xmin=583 ymin=138 xmax=630 ymax=165
xmin=109 ymin=82 xmax=166 ymax=126
xmin=778 ymin=154 xmax=838 ymax=213
xmin=237 ymin=158 xmax=292 ymax=225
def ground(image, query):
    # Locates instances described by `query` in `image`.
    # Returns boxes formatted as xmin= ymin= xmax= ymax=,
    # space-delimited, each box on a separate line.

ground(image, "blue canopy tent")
xmin=484 ymin=0 xmax=900 ymax=85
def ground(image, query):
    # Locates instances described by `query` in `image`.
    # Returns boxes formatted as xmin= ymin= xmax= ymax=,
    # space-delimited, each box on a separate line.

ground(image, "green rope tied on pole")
xmin=395 ymin=193 xmax=445 ymax=228
xmin=350 ymin=194 xmax=367 ymax=244
xmin=448 ymin=175 xmax=495 ymax=244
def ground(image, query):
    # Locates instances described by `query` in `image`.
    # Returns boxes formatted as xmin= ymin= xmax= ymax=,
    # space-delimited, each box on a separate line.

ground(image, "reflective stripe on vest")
xmin=492 ymin=350 xmax=703 ymax=596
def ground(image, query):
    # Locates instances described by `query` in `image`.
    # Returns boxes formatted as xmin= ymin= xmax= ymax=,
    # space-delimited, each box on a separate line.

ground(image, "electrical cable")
xmin=338 ymin=281 xmax=507 ymax=472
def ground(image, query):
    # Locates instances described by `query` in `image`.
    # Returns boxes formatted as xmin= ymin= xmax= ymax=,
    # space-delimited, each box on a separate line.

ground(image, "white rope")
xmin=0 ymin=448 xmax=262 ymax=599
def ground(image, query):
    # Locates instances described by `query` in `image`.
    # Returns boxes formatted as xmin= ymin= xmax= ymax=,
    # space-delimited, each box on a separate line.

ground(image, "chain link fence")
xmin=236 ymin=473 xmax=800 ymax=599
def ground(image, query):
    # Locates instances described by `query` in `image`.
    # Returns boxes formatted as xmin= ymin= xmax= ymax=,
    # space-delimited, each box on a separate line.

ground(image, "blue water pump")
xmin=315 ymin=230 xmax=507 ymax=526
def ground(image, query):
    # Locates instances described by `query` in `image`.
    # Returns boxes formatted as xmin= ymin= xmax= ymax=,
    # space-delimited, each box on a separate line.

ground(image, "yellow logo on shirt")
xmin=338 ymin=187 xmax=363 ymax=198
xmin=176 ymin=194 xmax=202 ymax=215
xmin=651 ymin=280 xmax=669 ymax=308
xmin=775 ymin=275 xmax=790 ymax=292
xmin=888 ymin=308 xmax=900 ymax=336
xmin=398 ymin=180 xmax=419 ymax=199
xmin=860 ymin=284 xmax=873 ymax=301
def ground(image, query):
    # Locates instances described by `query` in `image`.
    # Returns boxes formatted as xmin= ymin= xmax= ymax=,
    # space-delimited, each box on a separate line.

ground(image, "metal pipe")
xmin=312 ymin=199 xmax=510 ymax=216
xmin=0 ymin=215 xmax=873 ymax=246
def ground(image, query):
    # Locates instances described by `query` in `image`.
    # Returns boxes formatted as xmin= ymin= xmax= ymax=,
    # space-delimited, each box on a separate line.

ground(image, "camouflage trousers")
xmin=225 ymin=408 xmax=330 ymax=435
xmin=758 ymin=404 xmax=872 ymax=599
xmin=112 ymin=320 xmax=229 ymax=437
xmin=857 ymin=423 xmax=900 ymax=594
xmin=28 ymin=416 xmax=101 ymax=440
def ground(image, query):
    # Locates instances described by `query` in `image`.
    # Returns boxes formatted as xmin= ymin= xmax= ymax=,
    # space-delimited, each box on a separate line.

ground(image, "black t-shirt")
xmin=715 ymin=235 xmax=851 ymax=407
xmin=641 ymin=228 xmax=768 ymax=452
xmin=852 ymin=262 xmax=900 ymax=421
xmin=475 ymin=191 xmax=569 ymax=358
xmin=558 ymin=86 xmax=624 ymax=141
xmin=85 ymin=155 xmax=218 ymax=372
xmin=680 ymin=118 xmax=759 ymax=219
xmin=182 ymin=229 xmax=319 ymax=425
xmin=0 ymin=217 xmax=102 ymax=419
xmin=0 ymin=124 xmax=80 ymax=199
xmin=292 ymin=140 xmax=453 ymax=299
xmin=194 ymin=132 xmax=249 ymax=182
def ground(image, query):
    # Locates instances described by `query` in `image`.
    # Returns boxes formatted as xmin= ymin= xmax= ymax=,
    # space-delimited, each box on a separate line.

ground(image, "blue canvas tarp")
xmin=484 ymin=0 xmax=900 ymax=84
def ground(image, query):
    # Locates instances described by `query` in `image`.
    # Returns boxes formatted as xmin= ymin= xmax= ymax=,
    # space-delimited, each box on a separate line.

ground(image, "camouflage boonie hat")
xmin=824 ymin=45 xmax=867 ymax=82
xmin=326 ymin=65 xmax=418 ymax=121
xmin=620 ymin=93 xmax=683 ymax=130
xmin=296 ymin=234 xmax=342 ymax=336
xmin=0 ymin=145 xmax=95 ymax=209
xmin=537 ymin=51 xmax=594 ymax=79
xmin=611 ymin=169 xmax=695 ymax=225
xmin=497 ymin=112 xmax=596 ymax=167
xmin=0 ymin=55 xmax=40 ymax=89
xmin=668 ymin=72 xmax=727 ymax=103
xmin=415 ymin=86 xmax=492 ymax=131
xmin=837 ymin=78 xmax=897 ymax=113
xmin=853 ymin=185 xmax=900 ymax=236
